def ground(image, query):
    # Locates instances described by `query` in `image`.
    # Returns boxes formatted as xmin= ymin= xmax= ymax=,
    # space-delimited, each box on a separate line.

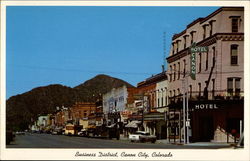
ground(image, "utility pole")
xmin=186 ymin=77 xmax=189 ymax=144
xmin=182 ymin=79 xmax=186 ymax=144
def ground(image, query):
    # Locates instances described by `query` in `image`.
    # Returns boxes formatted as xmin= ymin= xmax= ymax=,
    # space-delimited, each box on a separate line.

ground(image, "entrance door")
xmin=161 ymin=125 xmax=167 ymax=139
xmin=199 ymin=116 xmax=214 ymax=141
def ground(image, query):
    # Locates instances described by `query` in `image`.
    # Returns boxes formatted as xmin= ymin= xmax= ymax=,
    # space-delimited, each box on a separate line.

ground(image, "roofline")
xmin=172 ymin=7 xmax=244 ymax=41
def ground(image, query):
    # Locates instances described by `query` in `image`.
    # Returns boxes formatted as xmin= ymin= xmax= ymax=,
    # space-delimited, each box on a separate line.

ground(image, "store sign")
xmin=190 ymin=43 xmax=208 ymax=80
xmin=190 ymin=52 xmax=196 ymax=80
xmin=195 ymin=104 xmax=218 ymax=110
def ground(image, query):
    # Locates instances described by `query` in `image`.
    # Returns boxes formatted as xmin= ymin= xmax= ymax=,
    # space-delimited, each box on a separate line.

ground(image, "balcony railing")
xmin=168 ymin=90 xmax=244 ymax=104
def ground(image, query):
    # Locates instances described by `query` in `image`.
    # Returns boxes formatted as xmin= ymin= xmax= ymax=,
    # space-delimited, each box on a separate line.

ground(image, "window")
xmin=191 ymin=33 xmax=194 ymax=44
xmin=199 ymin=53 xmax=202 ymax=72
xmin=183 ymin=35 xmax=187 ymax=49
xmin=212 ymin=47 xmax=216 ymax=66
xmin=190 ymin=31 xmax=196 ymax=45
xmin=231 ymin=44 xmax=238 ymax=65
xmin=232 ymin=18 xmax=238 ymax=33
xmin=161 ymin=95 xmax=163 ymax=107
xmin=209 ymin=20 xmax=214 ymax=36
xmin=173 ymin=64 xmax=176 ymax=81
xmin=170 ymin=65 xmax=172 ymax=82
xmin=205 ymin=52 xmax=208 ymax=70
xmin=183 ymin=59 xmax=186 ymax=77
xmin=212 ymin=79 xmax=215 ymax=98
xmin=178 ymin=62 xmax=180 ymax=80
xmin=169 ymin=91 xmax=172 ymax=103
xmin=198 ymin=83 xmax=201 ymax=97
xmin=235 ymin=78 xmax=241 ymax=96
xmin=203 ymin=25 xmax=206 ymax=39
xmin=172 ymin=43 xmax=175 ymax=55
xmin=227 ymin=78 xmax=234 ymax=96
xmin=176 ymin=41 xmax=179 ymax=53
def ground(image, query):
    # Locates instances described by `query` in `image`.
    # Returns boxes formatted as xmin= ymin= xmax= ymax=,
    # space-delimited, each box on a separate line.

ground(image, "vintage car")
xmin=129 ymin=131 xmax=156 ymax=143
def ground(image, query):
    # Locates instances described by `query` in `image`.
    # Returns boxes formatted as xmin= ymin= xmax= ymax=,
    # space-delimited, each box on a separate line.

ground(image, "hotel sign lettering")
xmin=190 ymin=43 xmax=208 ymax=80
xmin=195 ymin=104 xmax=218 ymax=110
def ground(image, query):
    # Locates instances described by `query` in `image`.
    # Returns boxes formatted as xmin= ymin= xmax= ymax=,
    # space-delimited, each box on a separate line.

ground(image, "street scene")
xmin=7 ymin=132 xmax=233 ymax=149
xmin=5 ymin=6 xmax=244 ymax=150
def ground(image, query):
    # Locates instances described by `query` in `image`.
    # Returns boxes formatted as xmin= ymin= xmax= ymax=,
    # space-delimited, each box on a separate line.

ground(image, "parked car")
xmin=51 ymin=131 xmax=58 ymax=135
xmin=77 ymin=129 xmax=87 ymax=137
xmin=129 ymin=131 xmax=156 ymax=143
xmin=15 ymin=131 xmax=25 ymax=135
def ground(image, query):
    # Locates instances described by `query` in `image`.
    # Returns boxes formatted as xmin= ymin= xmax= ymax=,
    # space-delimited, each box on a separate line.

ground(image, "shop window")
xmin=231 ymin=44 xmax=238 ymax=65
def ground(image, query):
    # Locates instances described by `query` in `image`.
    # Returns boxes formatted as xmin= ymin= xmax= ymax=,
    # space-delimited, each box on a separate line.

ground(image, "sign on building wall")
xmin=190 ymin=43 xmax=208 ymax=80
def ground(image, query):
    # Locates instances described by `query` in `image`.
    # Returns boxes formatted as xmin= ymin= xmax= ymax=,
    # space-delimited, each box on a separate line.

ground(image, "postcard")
xmin=0 ymin=0 xmax=249 ymax=160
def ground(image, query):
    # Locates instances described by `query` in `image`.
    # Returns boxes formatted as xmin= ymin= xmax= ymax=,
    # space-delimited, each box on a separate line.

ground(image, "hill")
xmin=74 ymin=74 xmax=134 ymax=102
xmin=6 ymin=74 xmax=134 ymax=131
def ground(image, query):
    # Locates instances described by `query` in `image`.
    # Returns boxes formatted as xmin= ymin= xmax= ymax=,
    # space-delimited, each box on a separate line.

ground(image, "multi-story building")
xmin=126 ymin=72 xmax=168 ymax=139
xmin=103 ymin=85 xmax=129 ymax=124
xmin=70 ymin=102 xmax=96 ymax=128
xmin=166 ymin=7 xmax=244 ymax=142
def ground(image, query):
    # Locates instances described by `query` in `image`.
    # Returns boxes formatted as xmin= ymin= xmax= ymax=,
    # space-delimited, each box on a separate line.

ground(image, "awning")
xmin=125 ymin=120 xmax=141 ymax=128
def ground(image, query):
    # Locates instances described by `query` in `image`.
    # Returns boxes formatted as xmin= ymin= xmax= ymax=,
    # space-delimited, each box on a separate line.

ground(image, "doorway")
xmin=199 ymin=116 xmax=214 ymax=141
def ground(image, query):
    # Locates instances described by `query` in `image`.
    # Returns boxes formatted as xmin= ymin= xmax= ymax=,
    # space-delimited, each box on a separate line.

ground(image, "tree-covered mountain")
xmin=6 ymin=74 xmax=134 ymax=131
xmin=74 ymin=74 xmax=134 ymax=102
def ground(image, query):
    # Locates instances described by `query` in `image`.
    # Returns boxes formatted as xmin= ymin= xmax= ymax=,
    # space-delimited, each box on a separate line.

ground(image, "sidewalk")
xmin=156 ymin=139 xmax=236 ymax=148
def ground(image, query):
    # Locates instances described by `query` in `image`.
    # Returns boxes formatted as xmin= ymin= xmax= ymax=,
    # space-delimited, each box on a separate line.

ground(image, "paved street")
xmin=7 ymin=133 xmax=234 ymax=149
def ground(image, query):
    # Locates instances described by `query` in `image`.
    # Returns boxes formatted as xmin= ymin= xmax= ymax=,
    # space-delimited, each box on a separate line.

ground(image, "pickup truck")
xmin=129 ymin=131 xmax=156 ymax=143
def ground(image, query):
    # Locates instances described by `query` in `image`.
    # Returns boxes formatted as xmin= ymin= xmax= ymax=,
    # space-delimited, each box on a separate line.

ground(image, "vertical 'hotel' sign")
xmin=189 ymin=43 xmax=208 ymax=80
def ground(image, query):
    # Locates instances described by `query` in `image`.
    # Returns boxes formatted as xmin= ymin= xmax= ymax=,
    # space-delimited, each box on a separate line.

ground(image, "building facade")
xmin=103 ymin=85 xmax=129 ymax=124
xmin=166 ymin=7 xmax=244 ymax=142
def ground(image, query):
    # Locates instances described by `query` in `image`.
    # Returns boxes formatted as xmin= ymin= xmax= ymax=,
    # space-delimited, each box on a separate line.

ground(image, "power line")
xmin=9 ymin=64 xmax=156 ymax=76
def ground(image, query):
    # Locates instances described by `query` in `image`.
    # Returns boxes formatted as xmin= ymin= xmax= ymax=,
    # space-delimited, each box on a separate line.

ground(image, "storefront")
xmin=189 ymin=100 xmax=244 ymax=143
xmin=144 ymin=112 xmax=168 ymax=139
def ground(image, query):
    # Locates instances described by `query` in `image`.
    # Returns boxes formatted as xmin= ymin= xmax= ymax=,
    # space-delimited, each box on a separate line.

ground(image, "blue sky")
xmin=6 ymin=6 xmax=219 ymax=98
